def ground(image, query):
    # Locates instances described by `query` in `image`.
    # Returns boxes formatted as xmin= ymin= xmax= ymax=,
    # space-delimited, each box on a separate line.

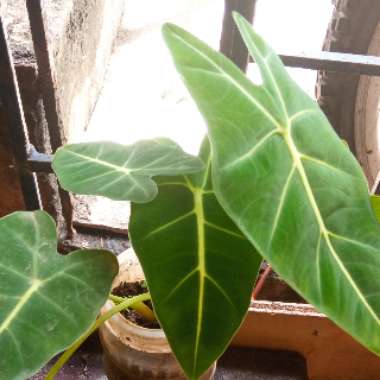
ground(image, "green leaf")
xmin=371 ymin=195 xmax=380 ymax=221
xmin=163 ymin=16 xmax=380 ymax=357
xmin=52 ymin=138 xmax=205 ymax=203
xmin=0 ymin=211 xmax=118 ymax=379
xmin=129 ymin=139 xmax=261 ymax=379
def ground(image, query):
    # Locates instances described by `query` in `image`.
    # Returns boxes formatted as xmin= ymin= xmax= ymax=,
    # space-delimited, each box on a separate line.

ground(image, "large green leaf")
xmin=163 ymin=16 xmax=380 ymax=356
xmin=0 ymin=211 xmax=118 ymax=379
xmin=129 ymin=140 xmax=261 ymax=379
xmin=53 ymin=138 xmax=204 ymax=203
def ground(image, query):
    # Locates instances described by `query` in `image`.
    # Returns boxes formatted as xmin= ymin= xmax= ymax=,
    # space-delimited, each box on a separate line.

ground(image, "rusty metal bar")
xmin=221 ymin=0 xmax=380 ymax=77
xmin=26 ymin=0 xmax=73 ymax=237
xmin=0 ymin=14 xmax=41 ymax=211
xmin=27 ymin=148 xmax=53 ymax=173
xmin=220 ymin=0 xmax=257 ymax=72
xmin=26 ymin=0 xmax=65 ymax=151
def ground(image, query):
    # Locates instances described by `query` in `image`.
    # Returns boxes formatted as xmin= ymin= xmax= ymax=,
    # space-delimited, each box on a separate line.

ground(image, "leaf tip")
xmin=232 ymin=11 xmax=244 ymax=24
xmin=162 ymin=22 xmax=179 ymax=41
xmin=233 ymin=11 xmax=260 ymax=43
xmin=233 ymin=11 xmax=254 ymax=33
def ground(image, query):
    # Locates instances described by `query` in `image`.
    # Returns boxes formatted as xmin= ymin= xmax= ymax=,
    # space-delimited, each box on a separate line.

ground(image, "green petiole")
xmin=45 ymin=292 xmax=151 ymax=380
xmin=109 ymin=294 xmax=156 ymax=322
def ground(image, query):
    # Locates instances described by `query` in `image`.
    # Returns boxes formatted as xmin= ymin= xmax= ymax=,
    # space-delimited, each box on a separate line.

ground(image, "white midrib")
xmin=193 ymin=188 xmax=206 ymax=376
xmin=65 ymin=150 xmax=132 ymax=175
xmin=284 ymin=130 xmax=380 ymax=326
xmin=182 ymin=174 xmax=209 ymax=376
xmin=0 ymin=279 xmax=42 ymax=334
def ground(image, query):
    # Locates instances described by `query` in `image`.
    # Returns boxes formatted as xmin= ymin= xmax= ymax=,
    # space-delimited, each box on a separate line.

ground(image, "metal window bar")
xmin=0 ymin=15 xmax=42 ymax=211
xmin=25 ymin=0 xmax=73 ymax=238
xmin=0 ymin=0 xmax=73 ymax=238
xmin=2 ymin=0 xmax=380 ymax=242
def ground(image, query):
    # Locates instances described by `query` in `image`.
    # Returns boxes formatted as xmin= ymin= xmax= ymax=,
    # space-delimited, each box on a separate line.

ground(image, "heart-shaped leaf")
xmin=129 ymin=139 xmax=261 ymax=379
xmin=0 ymin=211 xmax=118 ymax=379
xmin=163 ymin=16 xmax=380 ymax=356
xmin=53 ymin=138 xmax=205 ymax=203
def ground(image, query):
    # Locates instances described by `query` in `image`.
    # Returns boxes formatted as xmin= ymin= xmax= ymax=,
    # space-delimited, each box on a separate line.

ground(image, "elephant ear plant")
xmin=129 ymin=138 xmax=261 ymax=377
xmin=52 ymin=14 xmax=380 ymax=379
xmin=0 ymin=139 xmax=204 ymax=379
xmin=4 ymin=12 xmax=380 ymax=380
xmin=163 ymin=11 xmax=380 ymax=365
xmin=53 ymin=137 xmax=262 ymax=379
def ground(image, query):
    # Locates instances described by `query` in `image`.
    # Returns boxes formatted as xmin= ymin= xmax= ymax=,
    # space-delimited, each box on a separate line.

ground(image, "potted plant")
xmin=159 ymin=13 xmax=380 ymax=379
xmin=51 ymin=134 xmax=261 ymax=380
xmin=98 ymin=248 xmax=217 ymax=380
xmin=0 ymin=139 xmax=209 ymax=380
xmin=1 ymin=13 xmax=380 ymax=380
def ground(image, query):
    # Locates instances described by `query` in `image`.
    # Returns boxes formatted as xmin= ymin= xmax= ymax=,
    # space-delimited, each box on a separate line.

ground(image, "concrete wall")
xmin=0 ymin=0 xmax=124 ymax=215
xmin=50 ymin=0 xmax=124 ymax=140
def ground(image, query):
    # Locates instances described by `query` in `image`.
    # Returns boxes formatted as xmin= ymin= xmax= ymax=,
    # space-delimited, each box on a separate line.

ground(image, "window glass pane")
xmin=80 ymin=1 xmax=333 ymax=153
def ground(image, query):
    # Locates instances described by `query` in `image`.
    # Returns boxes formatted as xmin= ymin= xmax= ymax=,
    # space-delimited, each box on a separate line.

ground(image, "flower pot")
xmin=99 ymin=249 xmax=216 ymax=380
xmin=233 ymin=300 xmax=380 ymax=380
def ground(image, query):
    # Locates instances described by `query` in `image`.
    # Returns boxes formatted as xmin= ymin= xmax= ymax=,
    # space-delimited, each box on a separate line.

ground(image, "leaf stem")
xmin=252 ymin=265 xmax=272 ymax=300
xmin=109 ymin=294 xmax=156 ymax=322
xmin=44 ymin=292 xmax=151 ymax=380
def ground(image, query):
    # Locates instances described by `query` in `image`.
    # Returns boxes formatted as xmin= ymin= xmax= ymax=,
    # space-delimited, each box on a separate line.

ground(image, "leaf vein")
xmin=162 ymin=268 xmax=198 ymax=304
xmin=206 ymin=274 xmax=238 ymax=314
xmin=144 ymin=210 xmax=195 ymax=238
xmin=171 ymin=31 xmax=283 ymax=131
xmin=223 ymin=129 xmax=280 ymax=171
xmin=268 ymin=166 xmax=296 ymax=246
xmin=204 ymin=221 xmax=245 ymax=239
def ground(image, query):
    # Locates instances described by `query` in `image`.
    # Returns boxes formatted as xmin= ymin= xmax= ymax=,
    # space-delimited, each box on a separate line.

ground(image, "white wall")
xmin=81 ymin=0 xmax=333 ymax=154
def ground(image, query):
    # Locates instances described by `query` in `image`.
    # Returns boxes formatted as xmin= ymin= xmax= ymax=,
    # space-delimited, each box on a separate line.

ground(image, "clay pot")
xmin=99 ymin=249 xmax=216 ymax=380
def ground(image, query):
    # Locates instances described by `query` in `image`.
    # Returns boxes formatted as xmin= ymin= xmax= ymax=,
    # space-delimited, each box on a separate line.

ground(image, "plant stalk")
xmin=109 ymin=294 xmax=156 ymax=322
xmin=45 ymin=292 xmax=151 ymax=380
xmin=252 ymin=265 xmax=272 ymax=300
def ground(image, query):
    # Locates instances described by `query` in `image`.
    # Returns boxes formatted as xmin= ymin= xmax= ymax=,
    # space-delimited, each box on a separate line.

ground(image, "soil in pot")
xmin=112 ymin=280 xmax=160 ymax=329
